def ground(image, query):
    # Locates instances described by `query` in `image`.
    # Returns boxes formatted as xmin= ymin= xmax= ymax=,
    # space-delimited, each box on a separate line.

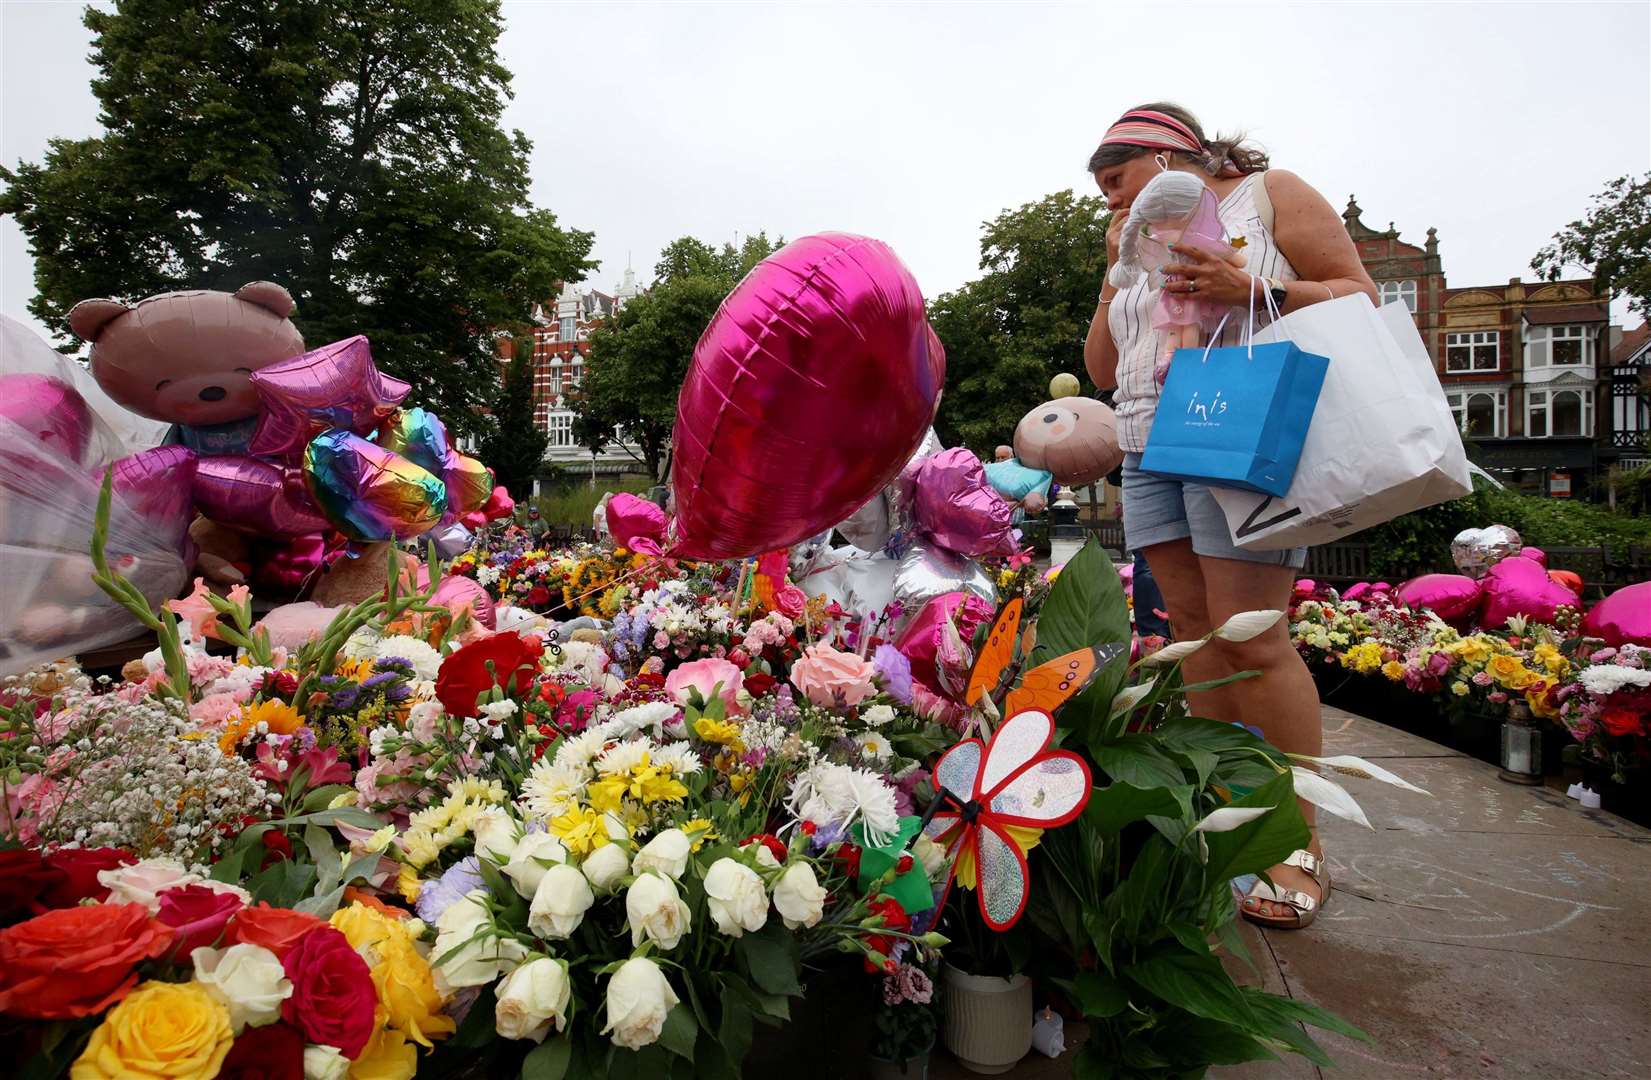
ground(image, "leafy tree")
xmin=1533 ymin=172 xmax=1651 ymax=318
xmin=479 ymin=336 xmax=547 ymax=499
xmin=929 ymin=190 xmax=1111 ymax=452
xmin=0 ymin=0 xmax=595 ymax=438
xmin=581 ymin=232 xmax=784 ymax=480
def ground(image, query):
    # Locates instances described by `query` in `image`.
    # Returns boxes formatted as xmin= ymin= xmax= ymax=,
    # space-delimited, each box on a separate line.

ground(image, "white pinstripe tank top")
xmin=1109 ymin=171 xmax=1297 ymax=453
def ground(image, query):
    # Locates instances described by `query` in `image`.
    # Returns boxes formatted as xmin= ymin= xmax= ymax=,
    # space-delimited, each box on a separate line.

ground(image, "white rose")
xmin=631 ymin=828 xmax=691 ymax=880
xmin=97 ymin=858 xmax=202 ymax=912
xmin=602 ymin=957 xmax=680 ymax=1051
xmin=528 ymin=863 xmax=595 ymax=939
xmin=303 ymin=1045 xmax=350 ymax=1080
xmin=704 ymin=858 xmax=768 ymax=937
xmin=863 ymin=703 xmax=896 ymax=727
xmin=748 ymin=842 xmax=781 ymax=871
xmin=912 ymin=834 xmax=947 ymax=880
xmin=494 ymin=957 xmax=572 ymax=1042
xmin=502 ymin=832 xmax=569 ymax=899
xmin=772 ymin=863 xmax=827 ymax=930
xmin=433 ymin=889 xmax=528 ymax=993
xmin=625 ymin=872 xmax=691 ymax=951
xmin=472 ymin=807 xmax=521 ymax=863
xmin=581 ymin=842 xmax=632 ymax=893
xmin=191 ymin=943 xmax=292 ymax=1034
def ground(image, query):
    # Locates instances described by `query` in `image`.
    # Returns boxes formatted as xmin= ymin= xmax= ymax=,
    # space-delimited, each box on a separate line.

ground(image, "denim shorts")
xmin=1121 ymin=454 xmax=1307 ymax=569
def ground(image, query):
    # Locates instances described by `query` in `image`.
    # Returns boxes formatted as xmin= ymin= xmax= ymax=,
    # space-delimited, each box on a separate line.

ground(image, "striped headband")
xmin=1098 ymin=110 xmax=1204 ymax=155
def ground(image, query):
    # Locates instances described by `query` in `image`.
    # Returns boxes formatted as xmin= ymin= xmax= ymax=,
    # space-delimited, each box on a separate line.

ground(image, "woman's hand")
xmin=1106 ymin=209 xmax=1128 ymax=267
xmin=1160 ymin=243 xmax=1260 ymax=308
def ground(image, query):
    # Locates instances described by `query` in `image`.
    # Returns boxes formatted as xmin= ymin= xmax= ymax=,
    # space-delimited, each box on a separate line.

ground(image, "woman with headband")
xmin=1084 ymin=103 xmax=1377 ymax=931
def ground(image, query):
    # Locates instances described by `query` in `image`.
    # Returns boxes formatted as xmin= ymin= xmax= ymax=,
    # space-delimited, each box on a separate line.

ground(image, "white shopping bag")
xmin=1212 ymin=295 xmax=1471 ymax=549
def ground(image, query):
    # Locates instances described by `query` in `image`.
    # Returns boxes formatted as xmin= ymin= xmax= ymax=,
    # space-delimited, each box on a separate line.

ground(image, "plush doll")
xmin=1107 ymin=171 xmax=1247 ymax=385
xmin=1013 ymin=396 xmax=1125 ymax=487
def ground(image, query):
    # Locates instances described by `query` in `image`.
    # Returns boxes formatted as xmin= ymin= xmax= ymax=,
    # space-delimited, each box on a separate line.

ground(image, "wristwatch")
xmin=1266 ymin=277 xmax=1288 ymax=311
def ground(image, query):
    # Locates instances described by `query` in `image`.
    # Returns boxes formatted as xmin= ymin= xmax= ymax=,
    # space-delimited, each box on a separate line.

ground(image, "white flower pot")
xmin=941 ymin=964 xmax=1033 ymax=1075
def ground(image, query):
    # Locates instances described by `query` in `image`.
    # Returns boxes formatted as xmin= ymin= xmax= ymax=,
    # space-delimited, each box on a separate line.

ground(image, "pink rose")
xmin=654 ymin=631 xmax=672 ymax=650
xmin=775 ymin=585 xmax=807 ymax=620
xmin=189 ymin=692 xmax=243 ymax=727
xmin=789 ymin=643 xmax=878 ymax=707
xmin=665 ymin=658 xmax=744 ymax=714
xmin=155 ymin=883 xmax=246 ymax=958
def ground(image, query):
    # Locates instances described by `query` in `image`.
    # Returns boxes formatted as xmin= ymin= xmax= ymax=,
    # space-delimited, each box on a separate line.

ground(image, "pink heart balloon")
xmin=248 ymin=336 xmax=410 ymax=457
xmin=1396 ymin=573 xmax=1483 ymax=624
xmin=194 ymin=454 xmax=333 ymax=537
xmin=432 ymin=574 xmax=496 ymax=630
xmin=1583 ymin=581 xmax=1651 ymax=647
xmin=607 ymin=492 xmax=668 ymax=555
xmin=671 ymin=233 xmax=943 ymax=560
xmin=1480 ymin=557 xmax=1580 ymax=629
xmin=911 ymin=448 xmax=1018 ymax=559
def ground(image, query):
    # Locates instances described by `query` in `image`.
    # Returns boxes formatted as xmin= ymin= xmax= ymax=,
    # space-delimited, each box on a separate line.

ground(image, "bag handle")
xmin=1196 ymin=274 xmax=1281 ymax=364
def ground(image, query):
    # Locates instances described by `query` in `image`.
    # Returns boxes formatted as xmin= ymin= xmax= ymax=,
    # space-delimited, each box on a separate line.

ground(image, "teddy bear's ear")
xmin=67 ymin=298 xmax=131 ymax=342
xmin=234 ymin=281 xmax=296 ymax=319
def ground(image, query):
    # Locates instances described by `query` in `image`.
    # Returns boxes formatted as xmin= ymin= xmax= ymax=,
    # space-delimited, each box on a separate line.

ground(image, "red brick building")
xmin=1344 ymin=197 xmax=1610 ymax=497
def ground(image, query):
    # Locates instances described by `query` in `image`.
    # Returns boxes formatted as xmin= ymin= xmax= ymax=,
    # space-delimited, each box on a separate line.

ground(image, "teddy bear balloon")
xmin=1013 ymin=395 xmax=1125 ymax=487
xmin=1108 ymin=170 xmax=1248 ymax=386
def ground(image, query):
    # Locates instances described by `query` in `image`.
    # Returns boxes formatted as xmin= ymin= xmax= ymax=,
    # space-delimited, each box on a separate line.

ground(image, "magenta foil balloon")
xmin=1479 ymin=557 xmax=1580 ymax=629
xmin=1582 ymin=581 xmax=1651 ymax=648
xmin=107 ymin=446 xmax=198 ymax=530
xmin=1 ymin=374 xmax=95 ymax=464
xmin=432 ymin=574 xmax=496 ymax=630
xmin=1519 ymin=546 xmax=1547 ymax=568
xmin=1397 ymin=574 xmax=1483 ymax=624
xmin=194 ymin=455 xmax=333 ymax=537
xmin=248 ymin=336 xmax=410 ymax=457
xmin=671 ymin=233 xmax=943 ymax=560
xmin=607 ymin=493 xmax=668 ymax=555
xmin=911 ymin=448 xmax=1019 ymax=559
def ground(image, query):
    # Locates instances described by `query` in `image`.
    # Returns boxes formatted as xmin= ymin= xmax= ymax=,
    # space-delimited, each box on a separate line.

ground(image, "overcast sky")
xmin=4 ymin=1 xmax=1647 ymax=350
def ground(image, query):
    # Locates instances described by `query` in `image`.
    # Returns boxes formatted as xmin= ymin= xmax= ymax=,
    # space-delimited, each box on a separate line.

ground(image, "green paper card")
xmin=852 ymin=815 xmax=935 ymax=915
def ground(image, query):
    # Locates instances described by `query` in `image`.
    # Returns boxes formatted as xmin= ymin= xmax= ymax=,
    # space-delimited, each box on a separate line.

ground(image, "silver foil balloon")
xmin=835 ymin=489 xmax=892 ymax=552
xmin=894 ymin=541 xmax=996 ymax=615
xmin=1450 ymin=525 xmax=1523 ymax=579
xmin=428 ymin=520 xmax=475 ymax=559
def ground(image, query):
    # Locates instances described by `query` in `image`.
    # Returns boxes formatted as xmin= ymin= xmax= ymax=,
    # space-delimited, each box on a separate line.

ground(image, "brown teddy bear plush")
xmin=310 ymin=543 xmax=419 ymax=608
xmin=1013 ymin=397 xmax=1125 ymax=487
xmin=68 ymin=282 xmax=305 ymax=456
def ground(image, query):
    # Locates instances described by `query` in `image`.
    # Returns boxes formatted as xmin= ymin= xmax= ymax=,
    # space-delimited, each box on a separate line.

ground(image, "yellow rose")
xmin=72 ymin=981 xmax=232 ymax=1080
xmin=1451 ymin=682 xmax=1470 ymax=697
xmin=350 ymin=1026 xmax=418 ymax=1080
xmin=331 ymin=904 xmax=455 ymax=1048
xmin=1453 ymin=638 xmax=1491 ymax=664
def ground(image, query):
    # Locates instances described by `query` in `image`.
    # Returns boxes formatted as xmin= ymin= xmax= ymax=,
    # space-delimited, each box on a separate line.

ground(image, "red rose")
xmin=436 ymin=631 xmax=545 ymax=718
xmin=527 ymin=586 xmax=551 ymax=608
xmin=218 ymin=1020 xmax=304 ymax=1080
xmin=261 ymin=828 xmax=295 ymax=867
xmin=280 ymin=926 xmax=377 ymax=1058
xmin=0 ymin=849 xmax=66 ymax=926
xmin=228 ymin=902 xmax=328 ymax=959
xmin=1602 ymin=708 xmax=1644 ymax=738
xmin=0 ymin=902 xmax=173 ymax=1018
xmin=744 ymin=672 xmax=777 ymax=698
xmin=742 ymin=834 xmax=789 ymax=865
xmin=40 ymin=847 xmax=135 ymax=909
xmin=156 ymin=883 xmax=246 ymax=959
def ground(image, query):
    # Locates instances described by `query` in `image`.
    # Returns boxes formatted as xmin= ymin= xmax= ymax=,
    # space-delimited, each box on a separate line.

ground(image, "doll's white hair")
xmin=1107 ymin=171 xmax=1212 ymax=289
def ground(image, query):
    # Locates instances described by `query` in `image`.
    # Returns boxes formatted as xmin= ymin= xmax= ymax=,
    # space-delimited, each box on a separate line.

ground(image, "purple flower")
xmin=416 ymin=856 xmax=486 ymax=924
xmin=874 ymin=644 xmax=913 ymax=705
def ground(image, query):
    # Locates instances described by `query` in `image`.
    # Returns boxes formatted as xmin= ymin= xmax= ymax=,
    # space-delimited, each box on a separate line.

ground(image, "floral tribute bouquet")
xmin=1540 ymin=644 xmax=1651 ymax=783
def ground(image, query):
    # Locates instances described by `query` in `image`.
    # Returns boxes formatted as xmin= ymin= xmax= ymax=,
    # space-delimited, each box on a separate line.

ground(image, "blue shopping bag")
xmin=1140 ymin=339 xmax=1329 ymax=497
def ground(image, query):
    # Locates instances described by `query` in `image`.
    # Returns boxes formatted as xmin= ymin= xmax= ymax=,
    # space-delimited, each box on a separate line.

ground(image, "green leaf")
xmin=1124 ymin=942 xmax=1255 ymax=1027
xmin=736 ymin=922 xmax=802 ymax=996
xmin=1179 ymin=670 xmax=1263 ymax=693
xmin=1090 ymin=734 xmax=1190 ymax=790
xmin=301 ymin=784 xmax=355 ymax=813
xmin=1032 ymin=538 xmax=1130 ymax=661
xmin=658 ymin=1004 xmax=698 ymax=1060
xmin=304 ymin=823 xmax=343 ymax=895
xmin=718 ymin=996 xmax=754 ymax=1059
xmin=1156 ymin=1016 xmax=1280 ymax=1067
xmin=521 ymin=1034 xmax=573 ymax=1080
xmin=1242 ymin=987 xmax=1372 ymax=1042
xmin=1172 ymin=748 xmax=1220 ymax=788
xmin=1070 ymin=971 xmax=1131 ymax=1018
xmin=1084 ymin=780 xmax=1192 ymax=834
xmin=452 ymin=984 xmax=500 ymax=1048
xmin=1200 ymin=773 xmax=1310 ymax=885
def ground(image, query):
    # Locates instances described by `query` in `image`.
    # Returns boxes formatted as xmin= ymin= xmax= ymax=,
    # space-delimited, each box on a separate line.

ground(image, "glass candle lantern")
xmin=1498 ymin=701 xmax=1543 ymax=785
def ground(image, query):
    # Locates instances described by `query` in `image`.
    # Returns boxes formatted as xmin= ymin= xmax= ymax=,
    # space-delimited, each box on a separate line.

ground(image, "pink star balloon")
xmin=248 ymin=336 xmax=410 ymax=457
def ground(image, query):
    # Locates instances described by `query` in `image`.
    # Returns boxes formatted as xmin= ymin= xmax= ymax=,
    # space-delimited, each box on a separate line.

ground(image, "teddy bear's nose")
xmin=198 ymin=385 xmax=227 ymax=402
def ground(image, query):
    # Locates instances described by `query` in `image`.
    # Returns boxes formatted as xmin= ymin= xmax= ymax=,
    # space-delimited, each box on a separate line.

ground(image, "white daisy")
xmin=595 ymin=739 xmax=653 ymax=777
xmin=553 ymin=729 xmax=608 ymax=772
xmin=651 ymin=742 xmax=704 ymax=777
xmin=375 ymin=635 xmax=444 ymax=681
xmin=519 ymin=760 xmax=589 ymax=822
xmin=854 ymin=731 xmax=892 ymax=765
xmin=609 ymin=701 xmax=680 ymax=738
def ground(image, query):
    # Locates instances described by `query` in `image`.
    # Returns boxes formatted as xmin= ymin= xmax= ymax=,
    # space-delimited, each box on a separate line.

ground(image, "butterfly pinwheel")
xmin=919 ymin=708 xmax=1093 ymax=930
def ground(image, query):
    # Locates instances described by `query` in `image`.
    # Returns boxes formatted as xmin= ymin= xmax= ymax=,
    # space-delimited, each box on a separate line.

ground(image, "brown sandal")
xmin=1240 ymin=848 xmax=1330 ymax=930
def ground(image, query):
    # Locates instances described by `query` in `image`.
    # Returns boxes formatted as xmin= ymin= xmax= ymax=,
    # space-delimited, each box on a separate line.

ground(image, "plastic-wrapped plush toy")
xmin=1013 ymin=396 xmax=1125 ymax=487
xmin=0 ymin=316 xmax=191 ymax=675
xmin=1107 ymin=170 xmax=1247 ymax=385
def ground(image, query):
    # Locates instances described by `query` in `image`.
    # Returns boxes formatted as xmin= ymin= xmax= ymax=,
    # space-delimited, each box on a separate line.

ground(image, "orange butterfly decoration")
xmin=962 ymin=597 xmax=1122 ymax=726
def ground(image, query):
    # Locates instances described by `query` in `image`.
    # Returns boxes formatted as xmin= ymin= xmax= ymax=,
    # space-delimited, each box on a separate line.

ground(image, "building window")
xmin=1526 ymin=388 xmax=1591 ymax=439
xmin=568 ymin=360 xmax=582 ymax=388
xmin=1445 ymin=331 xmax=1499 ymax=373
xmin=548 ymin=412 xmax=573 ymax=448
xmin=1524 ymin=324 xmax=1592 ymax=369
xmin=560 ymin=316 xmax=576 ymax=343
xmin=1378 ymin=279 xmax=1417 ymax=312
xmin=1446 ymin=389 xmax=1506 ymax=438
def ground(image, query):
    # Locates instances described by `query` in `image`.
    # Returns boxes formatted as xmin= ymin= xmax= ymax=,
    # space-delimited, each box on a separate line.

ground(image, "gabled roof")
xmin=1611 ymin=323 xmax=1649 ymax=367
